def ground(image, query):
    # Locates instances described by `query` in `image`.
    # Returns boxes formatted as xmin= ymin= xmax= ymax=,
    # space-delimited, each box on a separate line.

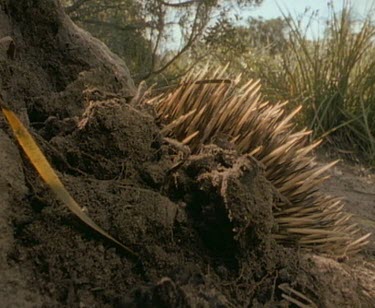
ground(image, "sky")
xmin=223 ymin=0 xmax=375 ymax=40
xmin=166 ymin=0 xmax=375 ymax=50
xmin=248 ymin=0 xmax=374 ymax=20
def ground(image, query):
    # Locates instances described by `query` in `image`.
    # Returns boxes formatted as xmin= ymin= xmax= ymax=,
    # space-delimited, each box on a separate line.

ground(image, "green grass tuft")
xmin=260 ymin=3 xmax=375 ymax=164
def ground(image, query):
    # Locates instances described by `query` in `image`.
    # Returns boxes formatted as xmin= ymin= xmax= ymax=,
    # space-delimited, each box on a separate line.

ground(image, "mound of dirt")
xmin=0 ymin=1 xmax=374 ymax=307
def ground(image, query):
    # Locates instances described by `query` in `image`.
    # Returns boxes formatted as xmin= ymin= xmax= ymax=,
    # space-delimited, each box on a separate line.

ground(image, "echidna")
xmin=148 ymin=66 xmax=371 ymax=256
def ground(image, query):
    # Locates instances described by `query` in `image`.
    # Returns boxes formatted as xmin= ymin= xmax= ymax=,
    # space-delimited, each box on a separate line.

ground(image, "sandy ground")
xmin=319 ymin=155 xmax=375 ymax=258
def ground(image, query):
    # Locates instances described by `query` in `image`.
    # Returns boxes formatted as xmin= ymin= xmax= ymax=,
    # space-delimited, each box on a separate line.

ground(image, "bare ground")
xmin=318 ymin=154 xmax=375 ymax=258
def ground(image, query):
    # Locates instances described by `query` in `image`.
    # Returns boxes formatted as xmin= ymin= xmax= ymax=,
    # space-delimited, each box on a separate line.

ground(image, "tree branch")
xmin=141 ymin=2 xmax=205 ymax=79
xmin=150 ymin=28 xmax=163 ymax=72
xmin=159 ymin=0 xmax=200 ymax=8
xmin=76 ymin=19 xmax=156 ymax=31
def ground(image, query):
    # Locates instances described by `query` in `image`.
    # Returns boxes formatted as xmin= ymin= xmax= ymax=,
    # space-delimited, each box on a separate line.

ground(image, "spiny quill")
xmin=150 ymin=66 xmax=370 ymax=256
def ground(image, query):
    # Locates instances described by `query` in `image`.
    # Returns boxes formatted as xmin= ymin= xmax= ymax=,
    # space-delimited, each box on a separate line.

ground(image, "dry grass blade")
xmin=279 ymin=283 xmax=318 ymax=308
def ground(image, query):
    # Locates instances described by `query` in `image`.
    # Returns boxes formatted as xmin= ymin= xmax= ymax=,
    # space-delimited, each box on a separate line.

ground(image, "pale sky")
xmin=249 ymin=0 xmax=374 ymax=19
xmin=240 ymin=0 xmax=375 ymax=39
xmin=166 ymin=1 xmax=375 ymax=50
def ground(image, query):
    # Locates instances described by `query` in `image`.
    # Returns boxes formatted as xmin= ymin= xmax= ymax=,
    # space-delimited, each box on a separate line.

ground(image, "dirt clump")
xmin=49 ymin=99 xmax=161 ymax=180
xmin=8 ymin=120 xmax=297 ymax=306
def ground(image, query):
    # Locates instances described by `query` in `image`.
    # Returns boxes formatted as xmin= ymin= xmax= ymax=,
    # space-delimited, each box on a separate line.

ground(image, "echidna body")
xmin=150 ymin=67 xmax=370 ymax=256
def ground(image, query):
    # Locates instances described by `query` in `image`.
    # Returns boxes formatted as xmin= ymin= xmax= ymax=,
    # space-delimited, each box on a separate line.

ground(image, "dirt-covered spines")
xmin=150 ymin=66 xmax=371 ymax=256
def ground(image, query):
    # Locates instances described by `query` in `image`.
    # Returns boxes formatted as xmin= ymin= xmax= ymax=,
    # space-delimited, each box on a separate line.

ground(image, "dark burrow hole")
xmin=187 ymin=190 xmax=238 ymax=264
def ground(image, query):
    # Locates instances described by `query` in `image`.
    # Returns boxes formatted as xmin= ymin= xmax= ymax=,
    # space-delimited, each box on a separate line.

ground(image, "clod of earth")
xmin=0 ymin=99 xmax=138 ymax=260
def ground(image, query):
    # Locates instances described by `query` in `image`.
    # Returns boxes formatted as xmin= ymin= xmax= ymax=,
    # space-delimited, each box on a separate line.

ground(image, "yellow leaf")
xmin=1 ymin=102 xmax=137 ymax=259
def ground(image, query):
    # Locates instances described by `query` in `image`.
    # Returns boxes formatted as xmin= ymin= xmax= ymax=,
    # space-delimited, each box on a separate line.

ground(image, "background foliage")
xmin=62 ymin=0 xmax=375 ymax=164
xmin=61 ymin=0 xmax=262 ymax=80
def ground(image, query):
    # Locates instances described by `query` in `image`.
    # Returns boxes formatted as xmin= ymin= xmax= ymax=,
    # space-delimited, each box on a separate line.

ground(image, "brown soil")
xmin=319 ymin=155 xmax=375 ymax=257
xmin=0 ymin=1 xmax=374 ymax=307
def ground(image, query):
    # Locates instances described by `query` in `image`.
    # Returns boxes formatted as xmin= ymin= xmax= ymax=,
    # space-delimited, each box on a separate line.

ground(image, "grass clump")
xmin=258 ymin=3 xmax=375 ymax=164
